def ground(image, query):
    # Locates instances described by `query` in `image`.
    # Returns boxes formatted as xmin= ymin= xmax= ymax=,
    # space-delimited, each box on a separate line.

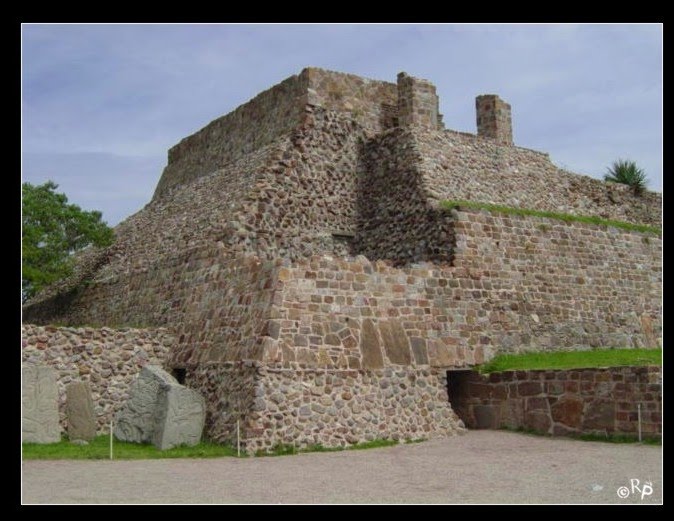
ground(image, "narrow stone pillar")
xmin=397 ymin=72 xmax=441 ymax=129
xmin=476 ymin=94 xmax=513 ymax=145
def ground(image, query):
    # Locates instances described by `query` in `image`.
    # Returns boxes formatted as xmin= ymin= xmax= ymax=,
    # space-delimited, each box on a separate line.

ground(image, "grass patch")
xmin=255 ymin=438 xmax=402 ymax=457
xmin=22 ymin=435 xmax=239 ymax=460
xmin=479 ymin=348 xmax=661 ymax=374
xmin=441 ymin=200 xmax=661 ymax=235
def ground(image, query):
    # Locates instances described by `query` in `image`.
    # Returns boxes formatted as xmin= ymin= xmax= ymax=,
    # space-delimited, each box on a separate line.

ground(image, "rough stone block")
xmin=152 ymin=384 xmax=206 ymax=450
xmin=582 ymin=399 xmax=615 ymax=431
xmin=473 ymin=405 xmax=500 ymax=429
xmin=517 ymin=381 xmax=542 ymax=396
xmin=66 ymin=382 xmax=96 ymax=441
xmin=524 ymin=410 xmax=551 ymax=434
xmin=550 ymin=397 xmax=584 ymax=428
xmin=114 ymin=365 xmax=176 ymax=443
xmin=22 ymin=365 xmax=61 ymax=444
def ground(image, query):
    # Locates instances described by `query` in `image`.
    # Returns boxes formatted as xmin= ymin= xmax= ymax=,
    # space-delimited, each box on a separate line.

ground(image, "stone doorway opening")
xmin=446 ymin=369 xmax=475 ymax=428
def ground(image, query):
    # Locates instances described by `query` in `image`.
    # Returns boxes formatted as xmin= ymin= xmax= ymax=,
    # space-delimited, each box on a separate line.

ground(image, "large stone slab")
xmin=360 ymin=319 xmax=384 ymax=369
xmin=66 ymin=382 xmax=96 ymax=441
xmin=22 ymin=365 xmax=60 ymax=444
xmin=152 ymin=384 xmax=206 ymax=450
xmin=114 ymin=365 xmax=177 ymax=443
xmin=379 ymin=321 xmax=412 ymax=365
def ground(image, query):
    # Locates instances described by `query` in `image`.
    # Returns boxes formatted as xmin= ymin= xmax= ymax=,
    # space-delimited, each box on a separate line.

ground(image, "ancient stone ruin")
xmin=22 ymin=68 xmax=662 ymax=453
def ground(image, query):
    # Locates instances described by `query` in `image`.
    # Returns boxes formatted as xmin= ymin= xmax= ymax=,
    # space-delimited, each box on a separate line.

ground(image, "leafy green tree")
xmin=22 ymin=181 xmax=114 ymax=303
xmin=604 ymin=159 xmax=648 ymax=195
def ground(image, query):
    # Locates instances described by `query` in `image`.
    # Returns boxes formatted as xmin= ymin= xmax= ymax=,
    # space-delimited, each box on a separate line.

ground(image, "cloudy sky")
xmin=22 ymin=24 xmax=662 ymax=226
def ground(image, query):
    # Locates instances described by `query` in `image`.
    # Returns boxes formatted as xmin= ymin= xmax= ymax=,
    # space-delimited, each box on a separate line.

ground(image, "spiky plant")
xmin=604 ymin=159 xmax=648 ymax=195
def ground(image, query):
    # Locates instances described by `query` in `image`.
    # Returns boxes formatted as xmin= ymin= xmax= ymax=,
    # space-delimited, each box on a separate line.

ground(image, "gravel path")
xmin=22 ymin=431 xmax=662 ymax=504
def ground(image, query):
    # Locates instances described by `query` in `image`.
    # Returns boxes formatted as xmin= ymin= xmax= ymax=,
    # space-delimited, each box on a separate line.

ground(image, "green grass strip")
xmin=23 ymin=435 xmax=420 ymax=460
xmin=255 ymin=438 xmax=404 ymax=457
xmin=478 ymin=348 xmax=661 ymax=374
xmin=22 ymin=435 xmax=238 ymax=460
xmin=441 ymin=200 xmax=661 ymax=235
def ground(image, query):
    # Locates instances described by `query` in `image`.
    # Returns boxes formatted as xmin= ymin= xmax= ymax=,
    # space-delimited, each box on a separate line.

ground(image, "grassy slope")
xmin=479 ymin=348 xmax=662 ymax=374
xmin=441 ymin=200 xmax=661 ymax=235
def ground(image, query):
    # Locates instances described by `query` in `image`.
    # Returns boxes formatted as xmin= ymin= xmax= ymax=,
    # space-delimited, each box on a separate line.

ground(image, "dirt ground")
xmin=22 ymin=431 xmax=662 ymax=504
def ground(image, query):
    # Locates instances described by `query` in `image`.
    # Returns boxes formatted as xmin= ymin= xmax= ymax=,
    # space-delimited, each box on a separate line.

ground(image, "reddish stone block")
xmin=488 ymin=372 xmax=502 ymax=383
xmin=526 ymin=397 xmax=548 ymax=411
xmin=594 ymin=372 xmax=611 ymax=382
xmin=501 ymin=371 xmax=515 ymax=382
xmin=518 ymin=381 xmax=542 ymax=396
xmin=564 ymin=381 xmax=579 ymax=393
xmin=551 ymin=397 xmax=584 ymax=427
xmin=546 ymin=381 xmax=564 ymax=395
xmin=524 ymin=410 xmax=551 ymax=434
xmin=582 ymin=400 xmax=615 ymax=431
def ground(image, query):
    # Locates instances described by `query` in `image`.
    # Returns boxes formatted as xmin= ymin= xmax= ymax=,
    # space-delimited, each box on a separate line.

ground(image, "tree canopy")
xmin=22 ymin=181 xmax=114 ymax=303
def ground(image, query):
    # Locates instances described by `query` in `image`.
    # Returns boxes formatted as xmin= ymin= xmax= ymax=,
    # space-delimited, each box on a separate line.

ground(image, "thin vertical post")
xmin=638 ymin=403 xmax=642 ymax=443
xmin=237 ymin=420 xmax=241 ymax=457
xmin=110 ymin=418 xmax=114 ymax=460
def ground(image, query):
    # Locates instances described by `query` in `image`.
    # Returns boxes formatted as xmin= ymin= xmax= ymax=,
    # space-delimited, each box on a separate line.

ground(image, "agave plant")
xmin=604 ymin=159 xmax=648 ymax=195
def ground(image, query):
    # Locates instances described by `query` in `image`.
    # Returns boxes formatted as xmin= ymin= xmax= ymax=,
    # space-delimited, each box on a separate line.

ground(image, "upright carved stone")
xmin=114 ymin=365 xmax=176 ymax=443
xmin=152 ymin=384 xmax=206 ymax=450
xmin=66 ymin=382 xmax=97 ymax=441
xmin=115 ymin=365 xmax=205 ymax=450
xmin=22 ymin=365 xmax=60 ymax=444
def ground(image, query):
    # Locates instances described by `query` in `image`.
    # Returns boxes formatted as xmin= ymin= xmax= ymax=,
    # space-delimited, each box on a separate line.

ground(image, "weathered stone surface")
xmin=23 ymin=365 xmax=61 ymax=444
xmin=152 ymin=384 xmax=206 ymax=450
xmin=524 ymin=410 xmax=551 ymax=434
xmin=450 ymin=368 xmax=660 ymax=441
xmin=582 ymin=400 xmax=615 ymax=431
xmin=66 ymin=382 xmax=96 ymax=441
xmin=551 ymin=397 xmax=584 ymax=427
xmin=379 ymin=321 xmax=412 ymax=365
xmin=410 ymin=337 xmax=429 ymax=365
xmin=360 ymin=319 xmax=383 ymax=369
xmin=473 ymin=405 xmax=499 ymax=429
xmin=114 ymin=365 xmax=177 ymax=443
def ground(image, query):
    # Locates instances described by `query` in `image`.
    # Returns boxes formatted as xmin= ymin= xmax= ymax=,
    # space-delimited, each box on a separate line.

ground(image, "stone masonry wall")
xmin=155 ymin=68 xmax=398 ymax=199
xmin=262 ymin=210 xmax=660 ymax=370
xmin=244 ymin=365 xmax=463 ymax=453
xmin=304 ymin=67 xmax=398 ymax=133
xmin=154 ymin=73 xmax=308 ymax=198
xmin=450 ymin=366 xmax=661 ymax=439
xmin=451 ymin=207 xmax=662 ymax=351
xmin=415 ymin=128 xmax=661 ymax=227
xmin=21 ymin=324 xmax=175 ymax=434
xmin=355 ymin=128 xmax=456 ymax=266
